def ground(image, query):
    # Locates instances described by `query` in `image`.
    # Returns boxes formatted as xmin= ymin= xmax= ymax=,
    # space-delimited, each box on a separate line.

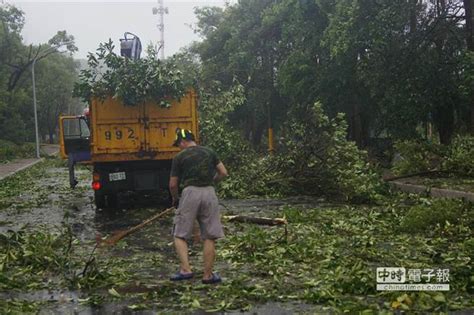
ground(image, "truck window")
xmin=64 ymin=118 xmax=90 ymax=139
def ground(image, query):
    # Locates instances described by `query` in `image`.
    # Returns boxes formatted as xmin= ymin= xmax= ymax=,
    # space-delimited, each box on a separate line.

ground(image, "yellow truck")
xmin=59 ymin=90 xmax=198 ymax=208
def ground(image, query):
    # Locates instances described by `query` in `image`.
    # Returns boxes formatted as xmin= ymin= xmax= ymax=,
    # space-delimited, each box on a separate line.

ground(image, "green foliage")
xmin=400 ymin=198 xmax=470 ymax=232
xmin=0 ymin=223 xmax=131 ymax=307
xmin=218 ymin=156 xmax=281 ymax=198
xmin=392 ymin=140 xmax=445 ymax=175
xmin=36 ymin=53 xmax=79 ymax=140
xmin=0 ymin=228 xmax=72 ymax=286
xmin=200 ymin=86 xmax=384 ymax=201
xmin=195 ymin=0 xmax=472 ymax=146
xmin=198 ymin=82 xmax=246 ymax=161
xmin=0 ymin=139 xmax=34 ymax=162
xmin=73 ymin=40 xmax=186 ymax=107
xmin=195 ymin=0 xmax=290 ymax=147
xmin=392 ymin=136 xmax=474 ymax=177
xmin=0 ymin=227 xmax=125 ymax=291
xmin=0 ymin=107 xmax=29 ymax=143
xmin=210 ymin=200 xmax=473 ymax=312
xmin=0 ymin=4 xmax=79 ymax=144
xmin=165 ymin=49 xmax=201 ymax=88
xmin=198 ymin=82 xmax=278 ymax=197
xmin=444 ymin=135 xmax=474 ymax=177
xmin=270 ymin=102 xmax=384 ymax=202
xmin=1 ymin=155 xmax=473 ymax=312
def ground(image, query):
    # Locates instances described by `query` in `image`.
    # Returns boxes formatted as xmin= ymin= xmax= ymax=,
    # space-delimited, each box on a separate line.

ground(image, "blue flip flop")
xmin=202 ymin=272 xmax=222 ymax=284
xmin=170 ymin=271 xmax=194 ymax=281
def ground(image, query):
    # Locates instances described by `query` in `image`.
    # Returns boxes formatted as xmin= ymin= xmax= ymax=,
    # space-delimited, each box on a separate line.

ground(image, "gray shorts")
xmin=173 ymin=186 xmax=224 ymax=240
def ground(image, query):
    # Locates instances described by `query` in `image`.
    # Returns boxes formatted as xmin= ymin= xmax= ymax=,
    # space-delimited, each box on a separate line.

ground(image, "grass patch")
xmin=0 ymin=140 xmax=35 ymax=163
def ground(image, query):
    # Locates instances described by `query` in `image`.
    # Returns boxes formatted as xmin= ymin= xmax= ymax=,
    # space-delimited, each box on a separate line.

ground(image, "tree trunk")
xmin=349 ymin=102 xmax=364 ymax=147
xmin=410 ymin=0 xmax=418 ymax=33
xmin=463 ymin=0 xmax=474 ymax=134
xmin=466 ymin=0 xmax=474 ymax=50
xmin=436 ymin=103 xmax=454 ymax=145
xmin=244 ymin=109 xmax=256 ymax=142
xmin=252 ymin=120 xmax=265 ymax=148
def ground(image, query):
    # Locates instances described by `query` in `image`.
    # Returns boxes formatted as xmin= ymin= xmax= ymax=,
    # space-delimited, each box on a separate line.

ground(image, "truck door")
xmin=59 ymin=115 xmax=91 ymax=159
xmin=59 ymin=115 xmax=91 ymax=188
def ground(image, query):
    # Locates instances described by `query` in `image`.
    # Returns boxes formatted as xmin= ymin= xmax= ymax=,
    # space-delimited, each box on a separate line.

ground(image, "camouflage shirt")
xmin=170 ymin=145 xmax=220 ymax=187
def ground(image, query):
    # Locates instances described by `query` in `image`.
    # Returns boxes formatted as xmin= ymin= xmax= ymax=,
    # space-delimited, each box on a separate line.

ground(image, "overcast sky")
xmin=8 ymin=0 xmax=230 ymax=59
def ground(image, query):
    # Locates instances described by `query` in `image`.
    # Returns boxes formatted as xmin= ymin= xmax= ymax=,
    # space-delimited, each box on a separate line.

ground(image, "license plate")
xmin=109 ymin=172 xmax=126 ymax=181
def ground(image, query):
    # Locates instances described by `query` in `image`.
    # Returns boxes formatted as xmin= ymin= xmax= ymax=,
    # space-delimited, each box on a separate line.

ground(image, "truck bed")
xmin=90 ymin=90 xmax=198 ymax=162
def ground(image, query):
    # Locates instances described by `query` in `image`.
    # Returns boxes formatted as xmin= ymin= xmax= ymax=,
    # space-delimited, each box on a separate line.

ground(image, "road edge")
xmin=389 ymin=181 xmax=474 ymax=202
xmin=0 ymin=158 xmax=45 ymax=181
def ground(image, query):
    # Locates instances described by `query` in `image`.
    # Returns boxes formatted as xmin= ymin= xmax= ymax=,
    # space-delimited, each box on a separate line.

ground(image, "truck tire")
xmin=94 ymin=191 xmax=106 ymax=209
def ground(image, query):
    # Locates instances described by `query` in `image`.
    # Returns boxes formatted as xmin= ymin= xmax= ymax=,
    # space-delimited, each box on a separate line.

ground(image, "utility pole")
xmin=31 ymin=41 xmax=74 ymax=158
xmin=152 ymin=0 xmax=168 ymax=60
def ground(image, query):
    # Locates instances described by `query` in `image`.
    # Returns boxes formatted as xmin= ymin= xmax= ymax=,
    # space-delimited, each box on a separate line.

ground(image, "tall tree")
xmin=35 ymin=54 xmax=78 ymax=143
xmin=194 ymin=0 xmax=470 ymax=148
xmin=0 ymin=4 xmax=78 ymax=143
xmin=195 ymin=0 xmax=288 ymax=147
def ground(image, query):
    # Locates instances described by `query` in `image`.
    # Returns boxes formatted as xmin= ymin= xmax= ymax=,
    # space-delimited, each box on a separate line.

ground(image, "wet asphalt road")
xmin=0 ymin=159 xmax=326 ymax=314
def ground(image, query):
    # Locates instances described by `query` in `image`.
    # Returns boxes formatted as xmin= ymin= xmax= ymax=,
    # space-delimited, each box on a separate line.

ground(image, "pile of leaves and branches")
xmin=73 ymin=40 xmax=186 ymax=107
xmin=392 ymin=135 xmax=474 ymax=178
xmin=118 ymin=196 xmax=473 ymax=313
xmin=199 ymin=83 xmax=281 ymax=198
xmin=0 ymin=226 xmax=130 ymax=313
xmin=214 ymin=197 xmax=472 ymax=313
xmin=202 ymin=91 xmax=385 ymax=202
xmin=267 ymin=102 xmax=385 ymax=202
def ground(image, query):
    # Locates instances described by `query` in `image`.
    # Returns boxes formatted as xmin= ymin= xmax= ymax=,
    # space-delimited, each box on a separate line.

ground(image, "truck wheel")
xmin=94 ymin=191 xmax=106 ymax=209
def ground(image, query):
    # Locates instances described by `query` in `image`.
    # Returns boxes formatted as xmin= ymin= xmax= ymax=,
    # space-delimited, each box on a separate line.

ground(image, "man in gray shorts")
xmin=169 ymin=128 xmax=228 ymax=284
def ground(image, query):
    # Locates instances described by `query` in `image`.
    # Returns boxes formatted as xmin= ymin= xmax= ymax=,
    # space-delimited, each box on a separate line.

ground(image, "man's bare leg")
xmin=202 ymin=239 xmax=215 ymax=279
xmin=174 ymin=237 xmax=192 ymax=273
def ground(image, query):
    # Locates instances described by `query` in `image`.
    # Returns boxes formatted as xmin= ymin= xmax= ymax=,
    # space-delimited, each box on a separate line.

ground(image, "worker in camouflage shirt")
xmin=169 ymin=128 xmax=228 ymax=284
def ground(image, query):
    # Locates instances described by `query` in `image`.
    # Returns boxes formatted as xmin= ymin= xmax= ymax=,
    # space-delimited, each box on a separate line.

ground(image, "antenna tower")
xmin=152 ymin=0 xmax=168 ymax=60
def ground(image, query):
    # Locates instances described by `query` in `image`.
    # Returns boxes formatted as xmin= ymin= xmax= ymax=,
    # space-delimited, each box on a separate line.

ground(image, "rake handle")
xmin=105 ymin=206 xmax=175 ymax=245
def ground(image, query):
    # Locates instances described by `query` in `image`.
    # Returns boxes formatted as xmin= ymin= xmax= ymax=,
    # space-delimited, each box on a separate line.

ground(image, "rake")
xmin=102 ymin=206 xmax=175 ymax=246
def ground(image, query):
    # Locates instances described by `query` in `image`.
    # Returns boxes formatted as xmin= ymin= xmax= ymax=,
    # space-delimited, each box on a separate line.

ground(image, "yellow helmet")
xmin=173 ymin=128 xmax=195 ymax=146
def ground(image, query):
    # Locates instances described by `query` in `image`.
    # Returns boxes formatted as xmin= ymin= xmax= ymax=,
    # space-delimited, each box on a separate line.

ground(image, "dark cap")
xmin=173 ymin=128 xmax=195 ymax=146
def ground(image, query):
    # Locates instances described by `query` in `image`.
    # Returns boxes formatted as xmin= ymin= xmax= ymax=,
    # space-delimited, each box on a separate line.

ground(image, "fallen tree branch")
xmin=223 ymin=215 xmax=287 ymax=226
xmin=81 ymin=242 xmax=98 ymax=277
